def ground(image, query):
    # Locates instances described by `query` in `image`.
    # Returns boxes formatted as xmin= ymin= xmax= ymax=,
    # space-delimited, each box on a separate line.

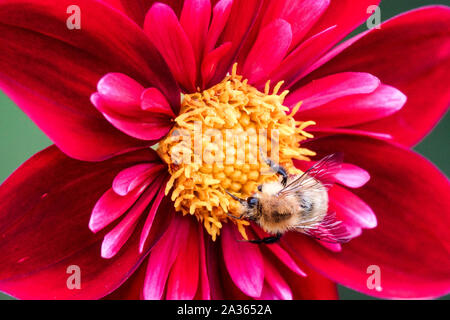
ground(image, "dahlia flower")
xmin=0 ymin=0 xmax=449 ymax=300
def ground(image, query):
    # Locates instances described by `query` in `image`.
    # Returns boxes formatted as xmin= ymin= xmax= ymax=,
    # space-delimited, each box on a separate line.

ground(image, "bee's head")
xmin=225 ymin=191 xmax=260 ymax=221
xmin=241 ymin=196 xmax=259 ymax=221
xmin=246 ymin=196 xmax=259 ymax=208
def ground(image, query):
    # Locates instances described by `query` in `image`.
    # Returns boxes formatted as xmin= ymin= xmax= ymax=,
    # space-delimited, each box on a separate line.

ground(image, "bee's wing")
xmin=279 ymin=153 xmax=343 ymax=196
xmin=296 ymin=212 xmax=350 ymax=244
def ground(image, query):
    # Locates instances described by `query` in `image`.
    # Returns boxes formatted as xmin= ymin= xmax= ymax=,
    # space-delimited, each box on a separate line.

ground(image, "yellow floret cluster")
xmin=157 ymin=65 xmax=315 ymax=240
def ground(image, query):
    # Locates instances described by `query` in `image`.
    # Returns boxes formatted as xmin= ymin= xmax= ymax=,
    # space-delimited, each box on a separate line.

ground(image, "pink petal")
xmin=307 ymin=127 xmax=393 ymax=141
xmin=277 ymin=252 xmax=338 ymax=300
xmin=104 ymin=200 xmax=175 ymax=300
xmin=294 ymin=159 xmax=370 ymax=189
xmin=143 ymin=215 xmax=190 ymax=300
xmin=286 ymin=72 xmax=380 ymax=111
xmin=144 ymin=3 xmax=197 ymax=92
xmin=105 ymin=116 xmax=172 ymax=141
xmin=261 ymin=0 xmax=330 ymax=50
xmin=180 ymin=0 xmax=211 ymax=65
xmin=242 ymin=19 xmax=292 ymax=84
xmin=197 ymin=226 xmax=211 ymax=299
xmin=334 ymin=164 xmax=370 ymax=189
xmin=302 ymin=6 xmax=450 ymax=146
xmin=89 ymin=187 xmax=142 ymax=233
xmin=305 ymin=0 xmax=381 ymax=50
xmin=0 ymin=146 xmax=156 ymax=299
xmin=101 ymin=178 xmax=164 ymax=259
xmin=0 ymin=0 xmax=179 ymax=161
xmin=201 ymin=42 xmax=233 ymax=88
xmin=329 ymin=185 xmax=377 ymax=230
xmin=97 ymin=73 xmax=144 ymax=112
xmin=221 ymin=223 xmax=264 ymax=297
xmin=139 ymin=178 xmax=168 ymax=253
xmin=257 ymin=284 xmax=280 ymax=300
xmin=268 ymin=25 xmax=339 ymax=88
xmin=103 ymin=0 xmax=185 ymax=27
xmin=263 ymin=259 xmax=293 ymax=300
xmin=113 ymin=163 xmax=164 ymax=196
xmin=317 ymin=241 xmax=342 ymax=253
xmin=166 ymin=219 xmax=200 ymax=300
xmin=141 ymin=87 xmax=176 ymax=117
xmin=209 ymin=0 xmax=263 ymax=85
xmin=296 ymin=85 xmax=406 ymax=128
xmin=204 ymin=0 xmax=233 ymax=53
xmin=252 ymin=227 xmax=306 ymax=277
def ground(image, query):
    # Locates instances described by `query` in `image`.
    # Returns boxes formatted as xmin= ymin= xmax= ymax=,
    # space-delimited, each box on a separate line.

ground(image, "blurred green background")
xmin=0 ymin=0 xmax=448 ymax=300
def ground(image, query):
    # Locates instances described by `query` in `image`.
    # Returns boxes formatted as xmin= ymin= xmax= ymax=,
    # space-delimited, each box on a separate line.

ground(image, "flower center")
xmin=157 ymin=65 xmax=316 ymax=240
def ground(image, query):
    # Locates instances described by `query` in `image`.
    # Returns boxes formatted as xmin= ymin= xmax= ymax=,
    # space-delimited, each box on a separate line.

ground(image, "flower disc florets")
xmin=158 ymin=65 xmax=315 ymax=240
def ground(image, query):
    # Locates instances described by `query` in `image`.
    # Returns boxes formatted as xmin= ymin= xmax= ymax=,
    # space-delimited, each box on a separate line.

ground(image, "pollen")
xmin=157 ymin=64 xmax=316 ymax=240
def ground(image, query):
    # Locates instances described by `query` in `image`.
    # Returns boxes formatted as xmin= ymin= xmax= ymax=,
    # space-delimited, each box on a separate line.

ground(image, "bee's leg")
xmin=259 ymin=149 xmax=288 ymax=186
xmin=242 ymin=233 xmax=282 ymax=244
xmin=226 ymin=212 xmax=246 ymax=220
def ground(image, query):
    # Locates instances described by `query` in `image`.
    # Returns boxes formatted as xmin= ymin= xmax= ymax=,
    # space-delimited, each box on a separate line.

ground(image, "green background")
xmin=0 ymin=0 xmax=448 ymax=300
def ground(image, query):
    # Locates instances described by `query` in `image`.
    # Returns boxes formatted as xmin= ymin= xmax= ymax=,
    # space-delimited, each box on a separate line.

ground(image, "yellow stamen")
xmin=158 ymin=64 xmax=315 ymax=240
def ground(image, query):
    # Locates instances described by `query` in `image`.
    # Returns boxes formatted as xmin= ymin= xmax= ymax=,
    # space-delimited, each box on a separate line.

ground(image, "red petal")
xmin=293 ymin=135 xmax=450 ymax=298
xmin=261 ymin=0 xmax=330 ymax=50
xmin=209 ymin=0 xmax=263 ymax=85
xmin=144 ymin=3 xmax=197 ymax=92
xmin=143 ymin=214 xmax=190 ymax=300
xmin=201 ymin=42 xmax=233 ymax=88
xmin=242 ymin=19 xmax=293 ymax=85
xmin=91 ymin=94 xmax=173 ymax=141
xmin=139 ymin=178 xmax=168 ymax=253
xmin=197 ymin=226 xmax=211 ymax=299
xmin=329 ymin=186 xmax=377 ymax=236
xmin=277 ymin=251 xmax=339 ymax=300
xmin=221 ymin=223 xmax=264 ymax=298
xmin=296 ymin=85 xmax=406 ymax=128
xmin=305 ymin=0 xmax=381 ymax=49
xmin=0 ymin=0 xmax=179 ymax=161
xmin=97 ymin=73 xmax=143 ymax=112
xmin=102 ymin=0 xmax=185 ymax=27
xmin=101 ymin=177 xmax=165 ymax=259
xmin=294 ymin=159 xmax=370 ymax=189
xmin=286 ymin=72 xmax=380 ymax=110
xmin=166 ymin=218 xmax=200 ymax=300
xmin=205 ymin=0 xmax=233 ymax=54
xmin=180 ymin=0 xmax=211 ymax=66
xmin=334 ymin=164 xmax=370 ymax=189
xmin=263 ymin=258 xmax=293 ymax=300
xmin=141 ymin=88 xmax=176 ymax=117
xmin=0 ymin=146 xmax=158 ymax=299
xmin=252 ymin=227 xmax=306 ymax=276
xmin=205 ymin=237 xmax=225 ymax=299
xmin=104 ymin=198 xmax=175 ymax=300
xmin=307 ymin=127 xmax=393 ymax=141
xmin=89 ymin=187 xmax=143 ymax=233
xmin=103 ymin=258 xmax=148 ymax=300
xmin=113 ymin=163 xmax=164 ymax=196
xmin=303 ymin=6 xmax=450 ymax=146
xmin=269 ymin=25 xmax=339 ymax=88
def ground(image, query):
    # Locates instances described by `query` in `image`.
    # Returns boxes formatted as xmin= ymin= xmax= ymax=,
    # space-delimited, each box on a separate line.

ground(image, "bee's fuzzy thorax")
xmin=248 ymin=175 xmax=329 ymax=235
